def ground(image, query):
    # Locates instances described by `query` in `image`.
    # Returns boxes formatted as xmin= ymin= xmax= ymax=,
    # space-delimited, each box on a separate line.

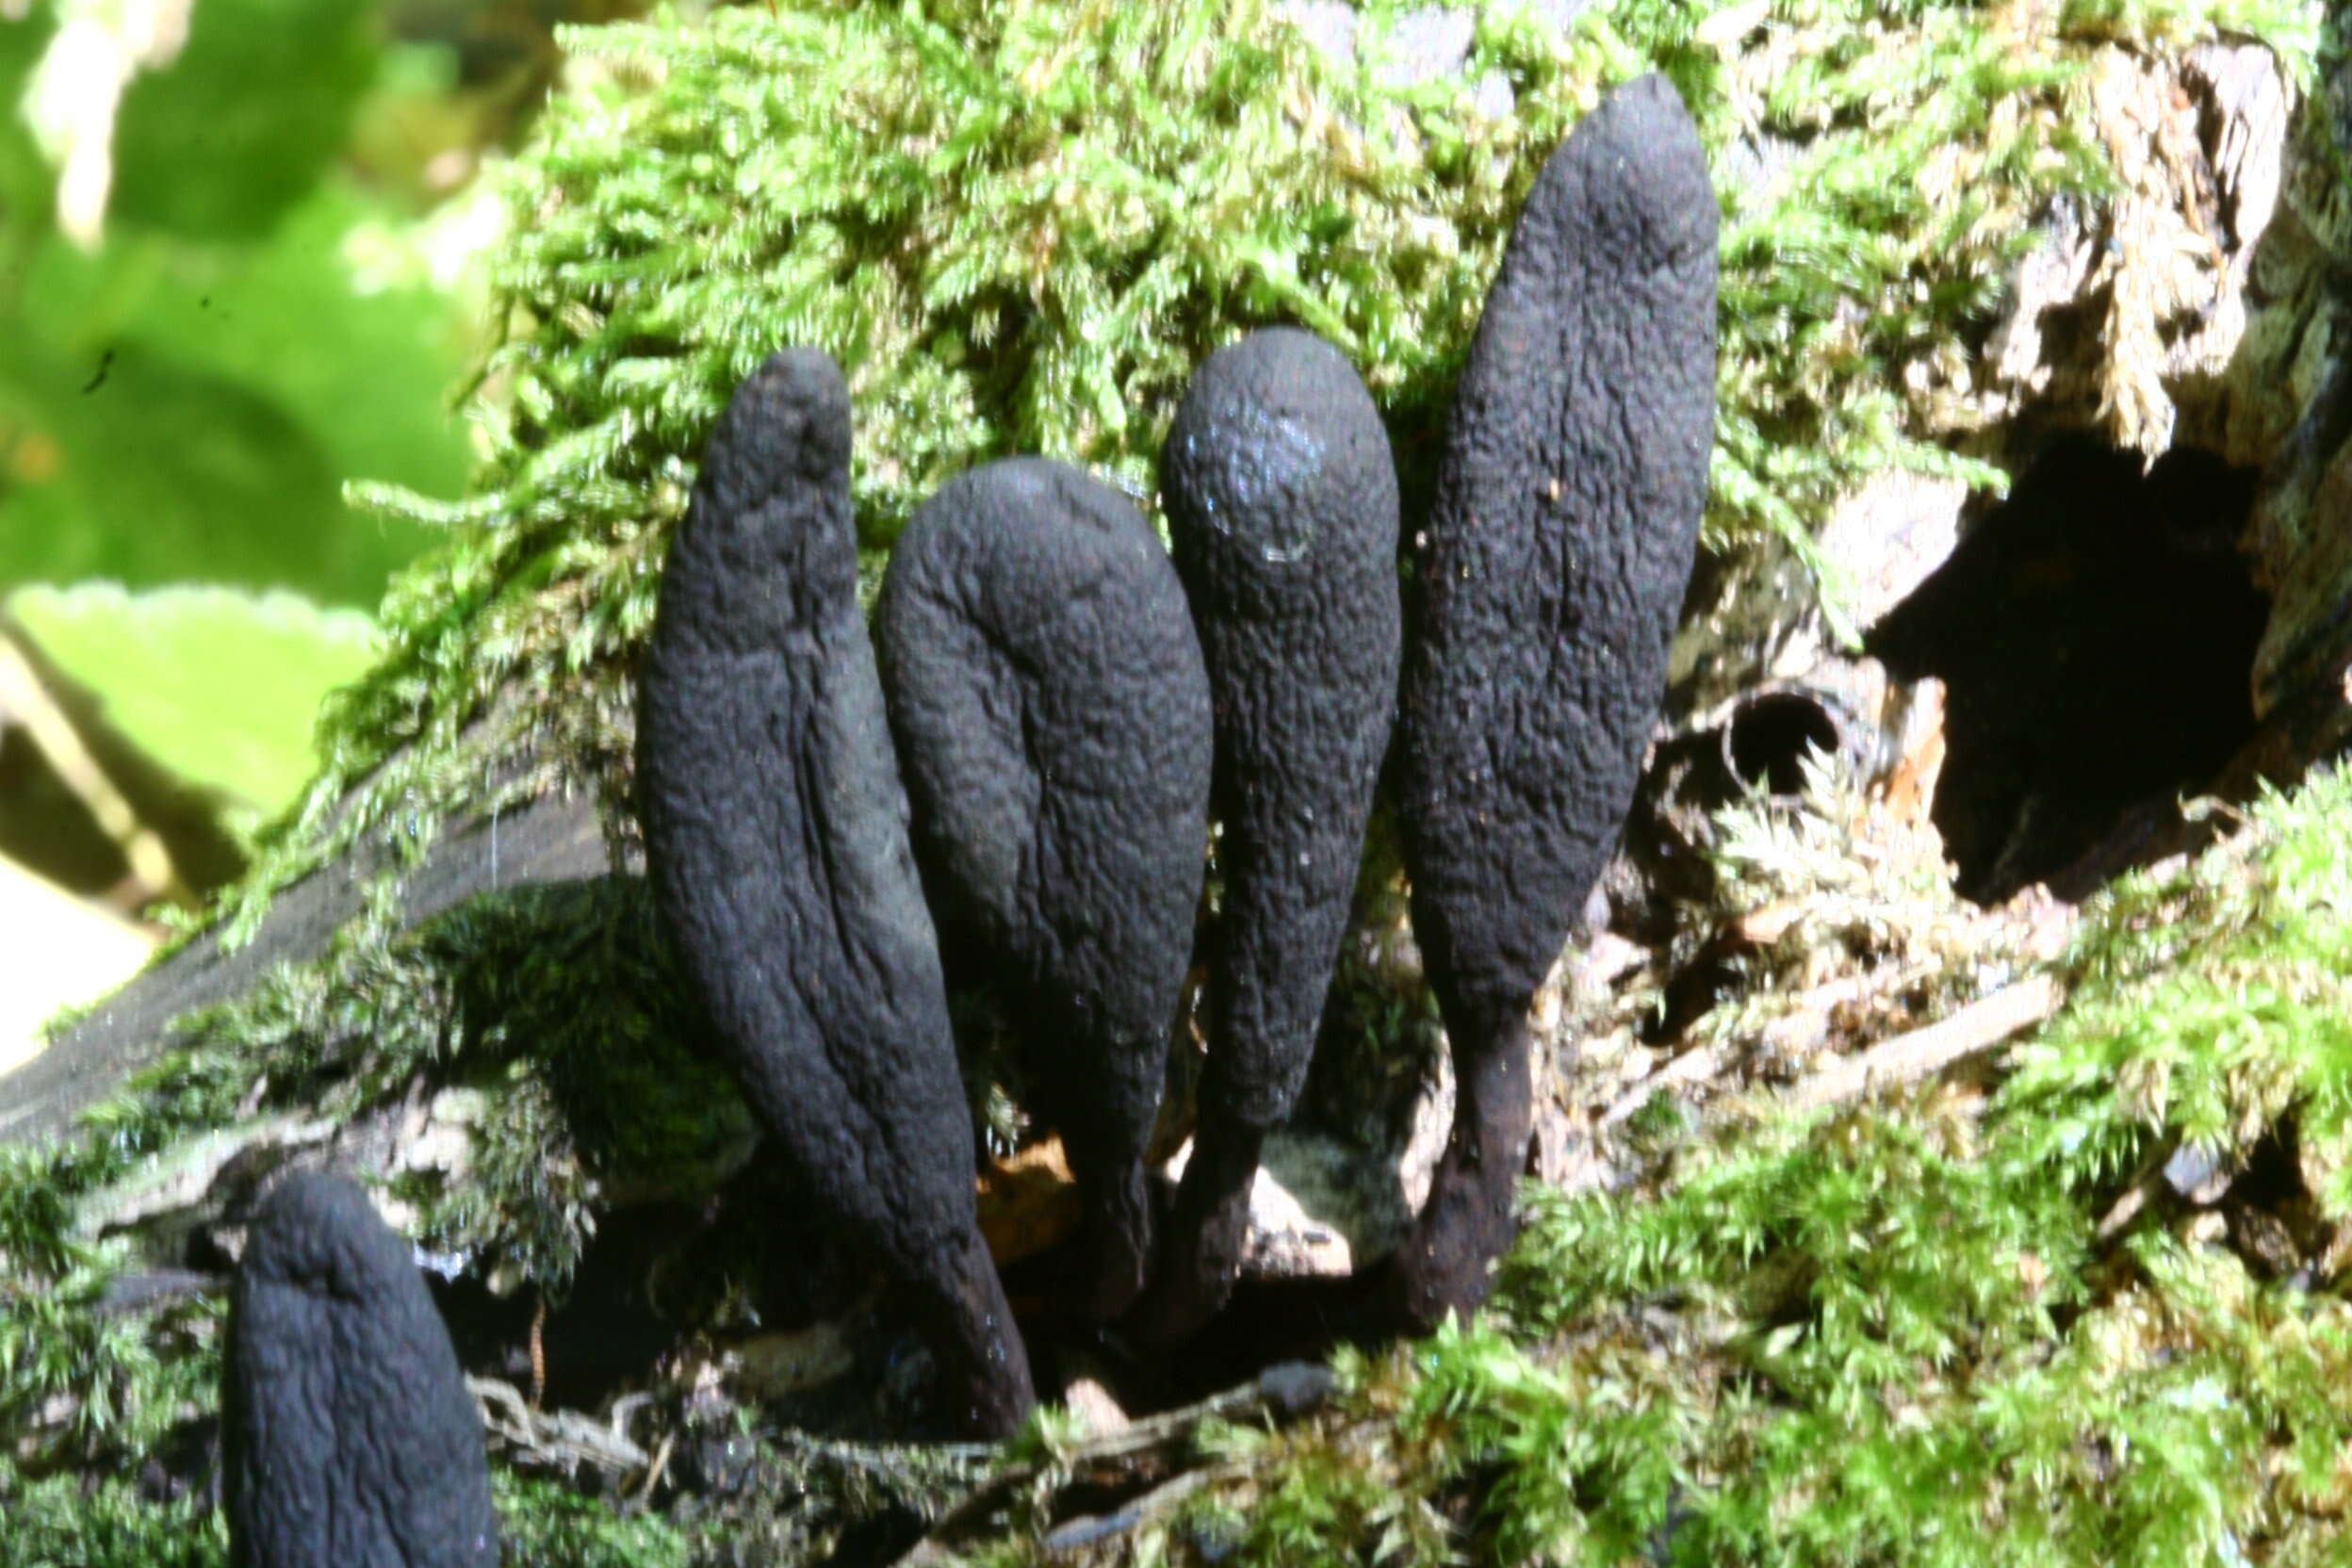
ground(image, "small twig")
xmin=2096 ymin=1147 xmax=2175 ymax=1242
xmin=608 ymin=1389 xmax=655 ymax=1446
xmin=1599 ymin=1045 xmax=1720 ymax=1130
xmin=890 ymin=1363 xmax=1337 ymax=1567
xmin=1040 ymin=1465 xmax=1230 ymax=1557
xmin=467 ymin=1375 xmax=648 ymax=1478
xmin=1597 ymin=955 xmax=2001 ymax=1134
xmin=1061 ymin=1360 xmax=1334 ymax=1462
xmin=1765 ymin=972 xmax=2064 ymax=1117
xmin=530 ymin=1294 xmax=548 ymax=1410
xmin=635 ymin=1430 xmax=676 ymax=1505
xmin=91 ymin=1268 xmax=223 ymax=1318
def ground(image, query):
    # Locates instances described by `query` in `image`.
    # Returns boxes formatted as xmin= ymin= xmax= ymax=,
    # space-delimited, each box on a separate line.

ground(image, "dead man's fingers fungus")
xmin=875 ymin=456 xmax=1213 ymax=1322
xmin=1148 ymin=326 xmax=1402 ymax=1344
xmin=1394 ymin=74 xmax=1718 ymax=1328
xmin=636 ymin=348 xmax=1035 ymax=1439
xmin=225 ymin=1169 xmax=498 ymax=1568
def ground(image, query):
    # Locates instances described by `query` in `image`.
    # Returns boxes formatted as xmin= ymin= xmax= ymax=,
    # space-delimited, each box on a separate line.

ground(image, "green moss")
xmin=0 ymin=1132 xmax=221 ymax=1480
xmin=7 ymin=0 xmax=2342 ymax=1560
xmin=1133 ymin=767 xmax=2352 ymax=1566
xmin=231 ymin=0 xmax=2325 ymax=931
xmin=498 ymin=1470 xmax=694 ymax=1568
xmin=0 ymin=1245 xmax=219 ymax=1477
xmin=0 ymin=1478 xmax=227 ymax=1568
xmin=0 ymin=1465 xmax=700 ymax=1567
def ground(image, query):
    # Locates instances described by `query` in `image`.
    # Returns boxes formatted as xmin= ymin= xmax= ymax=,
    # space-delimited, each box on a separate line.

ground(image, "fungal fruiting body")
xmin=635 ymin=349 xmax=1034 ymax=1438
xmin=1394 ymin=74 xmax=1718 ymax=1327
xmin=224 ymin=1169 xmax=497 ymax=1568
xmin=875 ymin=457 xmax=1214 ymax=1321
xmin=1149 ymin=327 xmax=1402 ymax=1343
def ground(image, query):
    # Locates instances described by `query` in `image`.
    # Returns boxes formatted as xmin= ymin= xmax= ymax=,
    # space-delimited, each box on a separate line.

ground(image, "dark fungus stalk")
xmin=225 ymin=1169 xmax=498 ymax=1568
xmin=1145 ymin=327 xmax=1401 ymax=1344
xmin=875 ymin=457 xmax=1213 ymax=1322
xmin=635 ymin=349 xmax=1035 ymax=1439
xmin=1393 ymin=74 xmax=1719 ymax=1329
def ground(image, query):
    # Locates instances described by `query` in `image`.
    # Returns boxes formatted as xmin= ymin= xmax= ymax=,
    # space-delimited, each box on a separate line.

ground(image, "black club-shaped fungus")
xmin=1147 ymin=327 xmax=1401 ymax=1342
xmin=1394 ymin=74 xmax=1718 ymax=1327
xmin=636 ymin=349 xmax=1035 ymax=1438
xmin=224 ymin=1169 xmax=498 ymax=1568
xmin=874 ymin=457 xmax=1213 ymax=1321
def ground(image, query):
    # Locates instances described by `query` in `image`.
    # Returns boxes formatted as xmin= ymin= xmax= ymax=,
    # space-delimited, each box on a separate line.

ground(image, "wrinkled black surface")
xmin=875 ymin=457 xmax=1213 ymax=1319
xmin=224 ymin=1170 xmax=497 ymax=1568
xmin=1395 ymin=74 xmax=1718 ymax=1323
xmin=1147 ymin=327 xmax=1401 ymax=1338
xmin=635 ymin=349 xmax=1033 ymax=1437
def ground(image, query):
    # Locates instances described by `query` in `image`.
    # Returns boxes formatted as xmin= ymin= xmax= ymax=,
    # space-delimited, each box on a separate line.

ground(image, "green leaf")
xmin=0 ymin=181 xmax=474 ymax=603
xmin=106 ymin=0 xmax=380 ymax=241
xmin=108 ymin=182 xmax=479 ymax=511
xmin=0 ymin=9 xmax=58 ymax=250
xmin=0 ymin=334 xmax=355 ymax=592
xmin=5 ymin=582 xmax=380 ymax=822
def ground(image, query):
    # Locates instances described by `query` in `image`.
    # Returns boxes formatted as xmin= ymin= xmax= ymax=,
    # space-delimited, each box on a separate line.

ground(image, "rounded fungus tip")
xmin=638 ymin=347 xmax=1036 ymax=1437
xmin=1145 ymin=325 xmax=1401 ymax=1344
xmin=877 ymin=455 xmax=1213 ymax=1321
xmin=225 ymin=1169 xmax=498 ymax=1568
xmin=1393 ymin=72 xmax=1718 ymax=1329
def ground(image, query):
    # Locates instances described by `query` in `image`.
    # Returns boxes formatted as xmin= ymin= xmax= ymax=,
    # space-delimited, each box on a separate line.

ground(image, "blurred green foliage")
xmin=8 ymin=584 xmax=382 ymax=831
xmin=0 ymin=181 xmax=473 ymax=597
xmin=0 ymin=0 xmax=490 ymax=872
xmin=0 ymin=0 xmax=476 ymax=604
xmin=108 ymin=0 xmax=379 ymax=240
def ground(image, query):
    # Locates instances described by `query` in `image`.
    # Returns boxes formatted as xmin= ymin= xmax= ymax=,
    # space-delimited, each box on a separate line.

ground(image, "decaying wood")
xmin=470 ymin=1373 xmax=651 ymax=1478
xmin=0 ymin=26 xmax=2344 ymax=1530
xmin=890 ymin=1360 xmax=1339 ymax=1567
xmin=1577 ymin=974 xmax=2066 ymax=1205
xmin=0 ymin=789 xmax=609 ymax=1148
xmin=1766 ymin=972 xmax=2066 ymax=1117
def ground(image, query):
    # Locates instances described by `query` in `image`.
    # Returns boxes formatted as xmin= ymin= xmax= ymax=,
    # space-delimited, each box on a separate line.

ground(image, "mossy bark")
xmin=5 ymin=3 xmax=2349 ymax=1564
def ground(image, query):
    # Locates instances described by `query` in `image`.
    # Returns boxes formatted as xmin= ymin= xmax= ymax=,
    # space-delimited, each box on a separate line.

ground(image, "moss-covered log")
xmin=6 ymin=2 xmax=2352 ymax=1564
